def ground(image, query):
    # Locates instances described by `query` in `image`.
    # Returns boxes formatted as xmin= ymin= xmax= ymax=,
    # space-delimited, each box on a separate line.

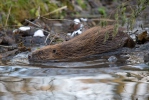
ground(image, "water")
xmin=0 ymin=67 xmax=149 ymax=100
xmin=0 ymin=50 xmax=149 ymax=100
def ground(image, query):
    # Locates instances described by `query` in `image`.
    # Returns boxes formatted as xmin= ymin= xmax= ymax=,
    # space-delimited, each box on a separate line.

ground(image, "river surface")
xmin=0 ymin=49 xmax=149 ymax=100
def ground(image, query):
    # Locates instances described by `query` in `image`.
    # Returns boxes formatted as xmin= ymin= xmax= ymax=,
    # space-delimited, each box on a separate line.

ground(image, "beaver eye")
xmin=52 ymin=49 xmax=56 ymax=53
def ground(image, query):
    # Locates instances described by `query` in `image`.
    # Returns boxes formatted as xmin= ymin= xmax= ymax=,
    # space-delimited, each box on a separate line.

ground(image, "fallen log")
xmin=28 ymin=25 xmax=135 ymax=62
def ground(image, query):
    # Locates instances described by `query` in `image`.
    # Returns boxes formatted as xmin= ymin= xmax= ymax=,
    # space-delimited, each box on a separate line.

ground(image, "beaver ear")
xmin=52 ymin=49 xmax=56 ymax=54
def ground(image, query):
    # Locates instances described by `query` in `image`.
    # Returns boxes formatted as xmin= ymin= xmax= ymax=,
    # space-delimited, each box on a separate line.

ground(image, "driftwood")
xmin=29 ymin=25 xmax=135 ymax=62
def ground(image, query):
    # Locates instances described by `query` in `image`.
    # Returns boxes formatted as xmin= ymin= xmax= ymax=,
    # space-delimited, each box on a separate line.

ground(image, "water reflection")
xmin=0 ymin=66 xmax=148 ymax=100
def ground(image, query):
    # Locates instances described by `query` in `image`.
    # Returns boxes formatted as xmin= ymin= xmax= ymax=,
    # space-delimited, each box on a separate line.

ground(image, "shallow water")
xmin=0 ymin=50 xmax=149 ymax=100
xmin=0 ymin=66 xmax=149 ymax=100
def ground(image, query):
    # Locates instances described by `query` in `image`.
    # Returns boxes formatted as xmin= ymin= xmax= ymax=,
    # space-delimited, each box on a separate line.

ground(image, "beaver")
xmin=28 ymin=25 xmax=135 ymax=62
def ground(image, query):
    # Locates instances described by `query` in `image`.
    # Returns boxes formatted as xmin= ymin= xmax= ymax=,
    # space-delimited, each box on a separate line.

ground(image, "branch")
xmin=42 ymin=6 xmax=67 ymax=17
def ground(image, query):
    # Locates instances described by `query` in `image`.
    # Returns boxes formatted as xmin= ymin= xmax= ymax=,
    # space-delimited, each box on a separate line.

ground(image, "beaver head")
xmin=28 ymin=44 xmax=65 ymax=62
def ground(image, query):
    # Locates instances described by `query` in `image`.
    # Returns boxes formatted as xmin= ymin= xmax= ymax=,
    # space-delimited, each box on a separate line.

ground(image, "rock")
xmin=108 ymin=56 xmax=117 ymax=63
xmin=33 ymin=30 xmax=45 ymax=37
xmin=143 ymin=52 xmax=149 ymax=63
xmin=19 ymin=26 xmax=31 ymax=31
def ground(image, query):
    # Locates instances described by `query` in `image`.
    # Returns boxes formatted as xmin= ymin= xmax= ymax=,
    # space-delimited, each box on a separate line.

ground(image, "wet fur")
xmin=29 ymin=25 xmax=135 ymax=62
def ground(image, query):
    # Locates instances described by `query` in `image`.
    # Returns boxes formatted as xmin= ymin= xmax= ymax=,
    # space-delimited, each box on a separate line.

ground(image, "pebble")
xmin=19 ymin=26 xmax=31 ymax=31
xmin=80 ymin=18 xmax=88 ymax=22
xmin=108 ymin=56 xmax=117 ymax=63
xmin=71 ymin=29 xmax=82 ymax=37
xmin=33 ymin=30 xmax=45 ymax=37
xmin=74 ymin=19 xmax=81 ymax=24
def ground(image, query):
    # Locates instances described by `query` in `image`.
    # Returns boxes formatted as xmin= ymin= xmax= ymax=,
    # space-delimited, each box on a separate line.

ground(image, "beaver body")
xmin=28 ymin=25 xmax=135 ymax=62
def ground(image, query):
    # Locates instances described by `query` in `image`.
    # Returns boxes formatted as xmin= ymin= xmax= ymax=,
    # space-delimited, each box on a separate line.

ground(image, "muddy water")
xmin=0 ymin=51 xmax=149 ymax=100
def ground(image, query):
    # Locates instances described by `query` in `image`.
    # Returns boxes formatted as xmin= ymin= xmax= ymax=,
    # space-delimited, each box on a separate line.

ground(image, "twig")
xmin=25 ymin=19 xmax=41 ymax=28
xmin=41 ymin=16 xmax=73 ymax=22
xmin=45 ymin=32 xmax=51 ymax=45
xmin=91 ymin=18 xmax=115 ymax=22
xmin=44 ymin=27 xmax=55 ymax=45
xmin=72 ymin=15 xmax=102 ymax=18
xmin=49 ymin=34 xmax=57 ymax=45
xmin=42 ymin=6 xmax=67 ymax=17
xmin=0 ymin=45 xmax=17 ymax=49
xmin=5 ymin=5 xmax=12 ymax=27
xmin=25 ymin=19 xmax=50 ymax=34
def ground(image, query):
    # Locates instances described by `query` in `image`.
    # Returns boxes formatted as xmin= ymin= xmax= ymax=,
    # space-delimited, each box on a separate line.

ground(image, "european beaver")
xmin=28 ymin=25 xmax=135 ymax=62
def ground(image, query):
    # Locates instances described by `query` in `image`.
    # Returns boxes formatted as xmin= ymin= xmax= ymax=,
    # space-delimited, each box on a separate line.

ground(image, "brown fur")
xmin=29 ymin=25 xmax=135 ymax=62
xmin=136 ymin=31 xmax=149 ymax=44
